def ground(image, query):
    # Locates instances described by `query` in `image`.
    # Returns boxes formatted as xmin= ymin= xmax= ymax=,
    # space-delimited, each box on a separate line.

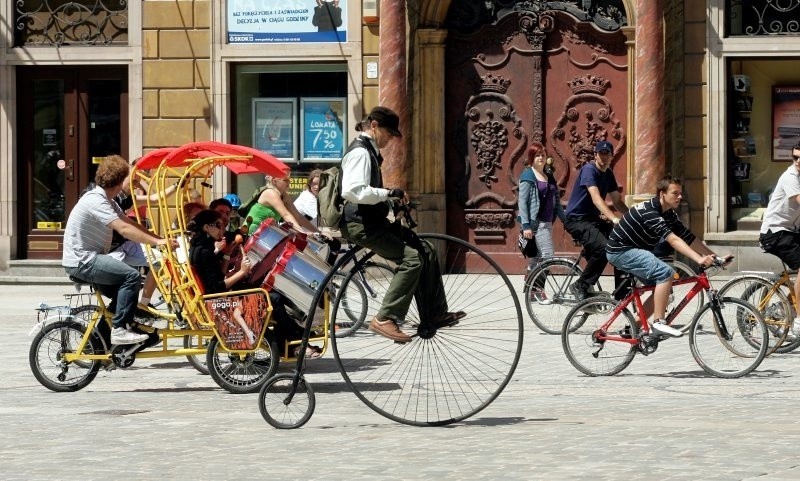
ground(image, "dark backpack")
xmin=317 ymin=166 xmax=343 ymax=228
xmin=238 ymin=186 xmax=266 ymax=220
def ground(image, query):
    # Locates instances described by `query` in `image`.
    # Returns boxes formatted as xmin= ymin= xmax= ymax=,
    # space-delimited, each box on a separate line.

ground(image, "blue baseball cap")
xmin=594 ymin=140 xmax=614 ymax=153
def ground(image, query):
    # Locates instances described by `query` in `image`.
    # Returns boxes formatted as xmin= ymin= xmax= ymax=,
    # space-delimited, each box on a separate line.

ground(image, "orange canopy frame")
xmin=136 ymin=141 xmax=290 ymax=176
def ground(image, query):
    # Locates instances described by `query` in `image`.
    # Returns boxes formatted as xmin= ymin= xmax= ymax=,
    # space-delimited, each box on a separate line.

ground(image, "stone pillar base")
xmin=412 ymin=192 xmax=446 ymax=234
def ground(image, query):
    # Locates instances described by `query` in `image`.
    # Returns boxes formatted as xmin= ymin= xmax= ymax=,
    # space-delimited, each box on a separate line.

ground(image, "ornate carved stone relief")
xmin=463 ymin=73 xmax=526 ymax=239
xmin=550 ymin=74 xmax=626 ymax=170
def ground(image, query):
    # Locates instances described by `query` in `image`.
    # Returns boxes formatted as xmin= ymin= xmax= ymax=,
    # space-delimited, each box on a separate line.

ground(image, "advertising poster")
xmin=301 ymin=98 xmax=346 ymax=161
xmin=204 ymin=293 xmax=269 ymax=350
xmin=772 ymin=86 xmax=800 ymax=161
xmin=228 ymin=0 xmax=347 ymax=43
xmin=253 ymin=98 xmax=297 ymax=160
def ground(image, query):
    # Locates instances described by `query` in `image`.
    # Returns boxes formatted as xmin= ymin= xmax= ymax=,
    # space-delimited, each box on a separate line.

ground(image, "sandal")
xmin=294 ymin=345 xmax=323 ymax=359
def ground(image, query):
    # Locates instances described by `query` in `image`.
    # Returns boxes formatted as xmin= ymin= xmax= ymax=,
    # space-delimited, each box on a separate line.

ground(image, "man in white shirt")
xmin=759 ymin=142 xmax=800 ymax=335
xmin=339 ymin=106 xmax=464 ymax=343
xmin=63 ymin=155 xmax=176 ymax=345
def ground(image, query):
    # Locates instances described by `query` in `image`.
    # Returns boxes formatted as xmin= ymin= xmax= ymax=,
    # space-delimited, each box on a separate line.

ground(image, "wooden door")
xmin=445 ymin=5 xmax=628 ymax=273
xmin=17 ymin=66 xmax=128 ymax=259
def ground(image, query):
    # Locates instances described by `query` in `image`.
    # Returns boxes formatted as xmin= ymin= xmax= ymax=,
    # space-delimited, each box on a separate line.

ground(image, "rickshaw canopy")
xmin=136 ymin=141 xmax=290 ymax=177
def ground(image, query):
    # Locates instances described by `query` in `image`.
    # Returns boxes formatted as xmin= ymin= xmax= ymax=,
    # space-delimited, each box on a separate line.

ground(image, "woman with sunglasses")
xmin=245 ymin=174 xmax=318 ymax=235
xmin=189 ymin=209 xmax=315 ymax=356
xmin=189 ymin=209 xmax=253 ymax=292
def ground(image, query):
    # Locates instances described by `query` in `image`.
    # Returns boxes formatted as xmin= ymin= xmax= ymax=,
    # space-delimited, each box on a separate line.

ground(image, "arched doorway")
xmin=442 ymin=1 xmax=629 ymax=273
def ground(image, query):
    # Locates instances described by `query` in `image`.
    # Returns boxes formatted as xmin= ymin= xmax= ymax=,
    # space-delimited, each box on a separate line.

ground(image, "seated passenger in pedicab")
xmin=245 ymin=173 xmax=318 ymax=235
xmin=188 ymin=209 xmax=321 ymax=358
xmin=209 ymin=196 xmax=248 ymax=273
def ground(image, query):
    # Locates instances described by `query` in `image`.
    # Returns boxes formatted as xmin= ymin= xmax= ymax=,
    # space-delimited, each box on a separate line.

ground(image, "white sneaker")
xmin=792 ymin=317 xmax=800 ymax=337
xmin=135 ymin=317 xmax=169 ymax=330
xmin=110 ymin=327 xmax=148 ymax=345
xmin=650 ymin=319 xmax=683 ymax=338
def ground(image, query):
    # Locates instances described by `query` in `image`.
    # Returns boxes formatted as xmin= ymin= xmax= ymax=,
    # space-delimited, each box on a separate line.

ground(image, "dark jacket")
xmin=189 ymin=234 xmax=227 ymax=294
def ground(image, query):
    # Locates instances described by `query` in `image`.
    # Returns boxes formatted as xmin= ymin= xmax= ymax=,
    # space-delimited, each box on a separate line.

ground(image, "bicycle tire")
xmin=330 ymin=233 xmax=524 ymax=426
xmin=206 ymin=333 xmax=279 ymax=394
xmin=29 ymin=320 xmax=103 ymax=392
xmin=525 ymin=257 xmax=586 ymax=335
xmin=561 ymin=297 xmax=638 ymax=376
xmin=717 ymin=274 xmax=797 ymax=355
xmin=258 ymin=373 xmax=316 ymax=429
xmin=183 ymin=334 xmax=211 ymax=374
xmin=333 ymin=262 xmax=395 ymax=338
xmin=689 ymin=297 xmax=768 ymax=378
xmin=332 ymin=271 xmax=368 ymax=337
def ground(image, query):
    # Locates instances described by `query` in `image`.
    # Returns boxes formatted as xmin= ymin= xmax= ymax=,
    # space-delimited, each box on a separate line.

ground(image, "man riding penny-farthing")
xmin=257 ymin=108 xmax=525 ymax=429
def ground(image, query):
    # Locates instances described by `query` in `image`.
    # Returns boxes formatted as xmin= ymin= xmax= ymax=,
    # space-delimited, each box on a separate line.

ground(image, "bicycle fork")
xmin=708 ymin=290 xmax=734 ymax=341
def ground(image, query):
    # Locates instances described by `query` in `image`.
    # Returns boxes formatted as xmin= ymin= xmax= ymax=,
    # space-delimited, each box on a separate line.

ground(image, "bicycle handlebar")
xmin=393 ymin=201 xmax=418 ymax=230
xmin=702 ymin=255 xmax=734 ymax=272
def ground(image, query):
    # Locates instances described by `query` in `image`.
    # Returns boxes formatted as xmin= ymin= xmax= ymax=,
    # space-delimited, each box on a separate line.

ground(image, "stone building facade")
xmin=0 ymin=1 xmax=798 ymax=273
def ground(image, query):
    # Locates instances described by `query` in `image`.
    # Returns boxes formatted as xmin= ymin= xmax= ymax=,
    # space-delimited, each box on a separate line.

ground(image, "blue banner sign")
xmin=301 ymin=98 xmax=346 ymax=161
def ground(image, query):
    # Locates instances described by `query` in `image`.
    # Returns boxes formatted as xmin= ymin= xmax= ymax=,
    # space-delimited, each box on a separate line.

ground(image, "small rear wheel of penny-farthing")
xmin=258 ymin=373 xmax=315 ymax=429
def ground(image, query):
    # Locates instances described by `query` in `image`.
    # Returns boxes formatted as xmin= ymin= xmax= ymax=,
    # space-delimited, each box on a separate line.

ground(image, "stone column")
xmin=378 ymin=0 xmax=408 ymax=189
xmin=412 ymin=29 xmax=448 ymax=233
xmin=634 ymin=0 xmax=665 ymax=195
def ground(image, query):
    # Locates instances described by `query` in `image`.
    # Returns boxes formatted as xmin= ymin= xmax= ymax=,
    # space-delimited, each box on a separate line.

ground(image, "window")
xmin=14 ymin=0 xmax=128 ymax=46
xmin=728 ymin=0 xmax=800 ymax=37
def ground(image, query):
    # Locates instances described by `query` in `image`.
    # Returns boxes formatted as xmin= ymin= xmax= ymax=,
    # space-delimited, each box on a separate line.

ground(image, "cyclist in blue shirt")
xmin=563 ymin=140 xmax=628 ymax=300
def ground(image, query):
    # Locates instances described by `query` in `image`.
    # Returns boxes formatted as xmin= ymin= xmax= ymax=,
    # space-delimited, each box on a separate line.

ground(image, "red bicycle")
xmin=561 ymin=257 xmax=768 ymax=378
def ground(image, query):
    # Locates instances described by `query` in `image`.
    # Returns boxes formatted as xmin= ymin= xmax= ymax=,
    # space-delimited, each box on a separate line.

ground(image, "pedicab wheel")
xmin=29 ymin=320 xmax=103 ymax=392
xmin=183 ymin=334 xmax=210 ymax=375
xmin=330 ymin=233 xmax=524 ymax=426
xmin=258 ymin=373 xmax=316 ymax=429
xmin=206 ymin=333 xmax=279 ymax=394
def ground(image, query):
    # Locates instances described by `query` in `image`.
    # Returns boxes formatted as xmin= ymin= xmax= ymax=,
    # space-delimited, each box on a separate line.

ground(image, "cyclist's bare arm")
xmin=587 ymin=185 xmax=622 ymax=223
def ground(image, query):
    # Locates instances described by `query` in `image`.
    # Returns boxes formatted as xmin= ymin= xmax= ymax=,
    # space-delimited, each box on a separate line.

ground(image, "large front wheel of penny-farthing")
xmin=330 ymin=233 xmax=523 ymax=426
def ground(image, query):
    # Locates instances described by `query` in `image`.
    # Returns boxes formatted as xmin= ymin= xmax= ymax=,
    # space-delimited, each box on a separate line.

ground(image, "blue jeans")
xmin=65 ymin=254 xmax=141 ymax=329
xmin=606 ymin=248 xmax=674 ymax=286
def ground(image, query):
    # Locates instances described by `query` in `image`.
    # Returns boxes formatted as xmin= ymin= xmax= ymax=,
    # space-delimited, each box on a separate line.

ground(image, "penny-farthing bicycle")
xmin=258 ymin=207 xmax=525 ymax=428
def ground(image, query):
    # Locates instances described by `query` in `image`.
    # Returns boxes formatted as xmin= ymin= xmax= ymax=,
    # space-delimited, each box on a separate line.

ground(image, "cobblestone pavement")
xmin=2 ymin=281 xmax=799 ymax=481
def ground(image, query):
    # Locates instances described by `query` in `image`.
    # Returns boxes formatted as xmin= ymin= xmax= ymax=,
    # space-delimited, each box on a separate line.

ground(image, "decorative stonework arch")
xmin=440 ymin=1 xmax=632 ymax=272
xmin=418 ymin=0 xmax=637 ymax=28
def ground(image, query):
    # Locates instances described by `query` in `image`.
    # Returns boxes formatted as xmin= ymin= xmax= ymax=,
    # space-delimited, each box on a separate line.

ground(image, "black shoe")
xmin=569 ymin=282 xmax=589 ymax=301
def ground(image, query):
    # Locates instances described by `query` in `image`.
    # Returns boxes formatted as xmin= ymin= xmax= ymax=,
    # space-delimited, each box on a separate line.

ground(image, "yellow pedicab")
xmin=136 ymin=141 xmax=335 ymax=393
xmin=28 ymin=142 xmax=326 ymax=394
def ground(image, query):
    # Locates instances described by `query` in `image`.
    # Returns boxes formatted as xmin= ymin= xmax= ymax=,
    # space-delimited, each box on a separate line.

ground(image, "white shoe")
xmin=650 ymin=319 xmax=683 ymax=338
xmin=135 ymin=317 xmax=169 ymax=330
xmin=792 ymin=317 xmax=800 ymax=337
xmin=110 ymin=327 xmax=148 ymax=345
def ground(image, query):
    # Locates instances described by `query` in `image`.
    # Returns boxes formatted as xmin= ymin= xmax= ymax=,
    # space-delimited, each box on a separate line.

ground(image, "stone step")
xmin=0 ymin=260 xmax=71 ymax=285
